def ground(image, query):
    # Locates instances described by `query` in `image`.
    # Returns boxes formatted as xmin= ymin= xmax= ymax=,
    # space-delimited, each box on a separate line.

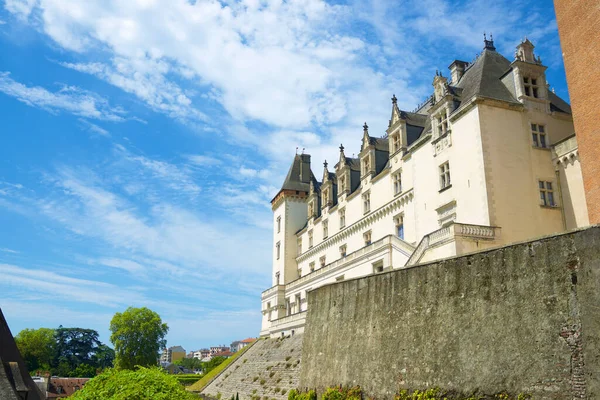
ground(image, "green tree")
xmin=109 ymin=307 xmax=168 ymax=369
xmin=70 ymin=366 xmax=197 ymax=399
xmin=14 ymin=328 xmax=56 ymax=373
xmin=203 ymin=356 xmax=226 ymax=374
xmin=92 ymin=344 xmax=115 ymax=370
xmin=54 ymin=327 xmax=102 ymax=372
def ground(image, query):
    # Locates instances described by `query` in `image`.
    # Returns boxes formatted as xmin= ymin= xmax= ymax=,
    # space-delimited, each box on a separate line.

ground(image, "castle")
xmin=260 ymin=36 xmax=589 ymax=337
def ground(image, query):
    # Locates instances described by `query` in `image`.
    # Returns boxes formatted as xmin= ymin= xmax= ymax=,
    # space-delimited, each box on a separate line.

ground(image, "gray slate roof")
xmin=280 ymin=154 xmax=315 ymax=193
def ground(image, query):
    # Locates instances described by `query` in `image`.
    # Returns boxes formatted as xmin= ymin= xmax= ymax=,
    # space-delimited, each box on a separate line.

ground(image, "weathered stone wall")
xmin=300 ymin=226 xmax=600 ymax=399
xmin=202 ymin=334 xmax=303 ymax=400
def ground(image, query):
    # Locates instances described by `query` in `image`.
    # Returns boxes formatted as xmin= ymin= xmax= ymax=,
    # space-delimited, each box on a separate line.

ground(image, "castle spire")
xmin=483 ymin=31 xmax=496 ymax=51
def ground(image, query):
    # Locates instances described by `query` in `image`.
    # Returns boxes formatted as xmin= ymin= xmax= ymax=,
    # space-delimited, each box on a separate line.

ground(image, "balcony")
xmin=406 ymin=222 xmax=499 ymax=266
xmin=265 ymin=311 xmax=307 ymax=336
xmin=286 ymin=234 xmax=414 ymax=293
xmin=261 ymin=284 xmax=285 ymax=301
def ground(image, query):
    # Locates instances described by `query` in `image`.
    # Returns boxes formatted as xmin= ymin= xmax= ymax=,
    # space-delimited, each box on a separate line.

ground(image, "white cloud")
xmin=3 ymin=0 xmax=36 ymax=20
xmin=0 ymin=248 xmax=19 ymax=254
xmin=94 ymin=257 xmax=146 ymax=275
xmin=0 ymin=19 xmax=6 ymax=25
xmin=186 ymin=154 xmax=222 ymax=167
xmin=0 ymin=72 xmax=127 ymax=121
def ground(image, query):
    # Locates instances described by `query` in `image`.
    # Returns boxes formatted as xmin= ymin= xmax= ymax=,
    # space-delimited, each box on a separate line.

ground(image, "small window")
xmin=297 ymin=237 xmax=302 ymax=255
xmin=308 ymin=202 xmax=314 ymax=218
xmin=373 ymin=260 xmax=384 ymax=274
xmin=531 ymin=124 xmax=548 ymax=148
xmin=277 ymin=216 xmax=281 ymax=233
xmin=308 ymin=230 xmax=313 ymax=248
xmin=393 ymin=171 xmax=402 ymax=195
xmin=539 ymin=180 xmax=556 ymax=207
xmin=276 ymin=241 xmax=281 ymax=260
xmin=439 ymin=162 xmax=451 ymax=190
xmin=275 ymin=272 xmax=280 ymax=285
xmin=339 ymin=208 xmax=346 ymax=228
xmin=320 ymin=256 xmax=326 ymax=268
xmin=323 ymin=220 xmax=328 ymax=239
xmin=309 ymin=262 xmax=315 ymax=272
xmin=335 ymin=275 xmax=345 ymax=282
xmin=362 ymin=155 xmax=370 ymax=176
xmin=436 ymin=111 xmax=448 ymax=136
xmin=362 ymin=191 xmax=371 ymax=213
xmin=363 ymin=230 xmax=372 ymax=246
xmin=322 ymin=188 xmax=329 ymax=207
xmin=339 ymin=244 xmax=347 ymax=258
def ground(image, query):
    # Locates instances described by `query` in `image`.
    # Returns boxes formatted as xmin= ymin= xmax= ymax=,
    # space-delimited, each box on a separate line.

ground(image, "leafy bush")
xmin=322 ymin=386 xmax=362 ymax=400
xmin=174 ymin=374 xmax=201 ymax=386
xmin=70 ymin=367 xmax=197 ymax=399
xmin=288 ymin=388 xmax=317 ymax=400
xmin=394 ymin=389 xmax=532 ymax=400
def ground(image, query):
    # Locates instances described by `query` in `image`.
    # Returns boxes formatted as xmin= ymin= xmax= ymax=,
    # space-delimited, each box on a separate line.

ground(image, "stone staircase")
xmin=202 ymin=334 xmax=303 ymax=400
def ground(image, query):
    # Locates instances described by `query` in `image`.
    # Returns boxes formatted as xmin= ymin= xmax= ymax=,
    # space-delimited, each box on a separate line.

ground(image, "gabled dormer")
xmin=359 ymin=123 xmax=376 ymax=179
xmin=510 ymin=38 xmax=549 ymax=109
xmin=307 ymin=179 xmax=321 ymax=220
xmin=320 ymin=160 xmax=337 ymax=210
xmin=430 ymin=72 xmax=453 ymax=140
xmin=387 ymin=95 xmax=408 ymax=155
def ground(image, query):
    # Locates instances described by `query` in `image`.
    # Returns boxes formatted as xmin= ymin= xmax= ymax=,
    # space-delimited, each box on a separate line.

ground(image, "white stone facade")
xmin=260 ymin=38 xmax=589 ymax=337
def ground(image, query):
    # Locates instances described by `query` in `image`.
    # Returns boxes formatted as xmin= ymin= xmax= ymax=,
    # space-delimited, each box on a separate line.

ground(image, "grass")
xmin=188 ymin=339 xmax=258 ymax=392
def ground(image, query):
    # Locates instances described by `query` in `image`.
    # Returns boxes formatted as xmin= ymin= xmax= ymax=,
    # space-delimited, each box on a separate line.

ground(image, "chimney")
xmin=299 ymin=154 xmax=311 ymax=183
xmin=448 ymin=60 xmax=468 ymax=84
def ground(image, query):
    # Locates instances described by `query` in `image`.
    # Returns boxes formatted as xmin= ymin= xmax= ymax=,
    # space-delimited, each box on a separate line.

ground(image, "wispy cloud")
xmin=186 ymin=154 xmax=222 ymax=167
xmin=0 ymin=248 xmax=19 ymax=254
xmin=0 ymin=72 xmax=127 ymax=121
xmin=78 ymin=118 xmax=110 ymax=136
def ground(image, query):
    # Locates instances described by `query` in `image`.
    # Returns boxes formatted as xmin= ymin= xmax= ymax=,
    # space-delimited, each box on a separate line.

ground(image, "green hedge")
xmin=175 ymin=374 xmax=202 ymax=386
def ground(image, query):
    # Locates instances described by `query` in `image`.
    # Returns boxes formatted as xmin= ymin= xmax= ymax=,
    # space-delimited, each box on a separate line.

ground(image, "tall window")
xmin=362 ymin=155 xmax=370 ymax=176
xmin=277 ymin=216 xmax=281 ymax=233
xmin=309 ymin=261 xmax=315 ymax=272
xmin=392 ymin=133 xmax=401 ymax=153
xmin=395 ymin=215 xmax=404 ymax=240
xmin=267 ymin=302 xmax=272 ymax=321
xmin=338 ymin=175 xmax=346 ymax=193
xmin=276 ymin=241 xmax=281 ymax=259
xmin=539 ymin=181 xmax=556 ymax=207
xmin=286 ymin=298 xmax=291 ymax=316
xmin=320 ymin=256 xmax=326 ymax=268
xmin=308 ymin=230 xmax=313 ymax=248
xmin=323 ymin=220 xmax=328 ymax=238
xmin=295 ymin=294 xmax=302 ymax=313
xmin=339 ymin=208 xmax=346 ymax=228
xmin=363 ymin=191 xmax=371 ymax=213
xmin=439 ymin=162 xmax=451 ymax=190
xmin=437 ymin=111 xmax=448 ymax=135
xmin=322 ymin=188 xmax=329 ymax=206
xmin=275 ymin=272 xmax=280 ymax=285
xmin=297 ymin=237 xmax=302 ymax=255
xmin=339 ymin=244 xmax=347 ymax=258
xmin=393 ymin=171 xmax=402 ymax=195
xmin=531 ymin=124 xmax=547 ymax=148
xmin=363 ymin=230 xmax=372 ymax=246
xmin=523 ymin=77 xmax=539 ymax=98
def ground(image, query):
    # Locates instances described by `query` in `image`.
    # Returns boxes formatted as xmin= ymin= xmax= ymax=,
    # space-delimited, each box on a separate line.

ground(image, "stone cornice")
xmin=296 ymin=188 xmax=414 ymax=263
xmin=271 ymin=190 xmax=307 ymax=210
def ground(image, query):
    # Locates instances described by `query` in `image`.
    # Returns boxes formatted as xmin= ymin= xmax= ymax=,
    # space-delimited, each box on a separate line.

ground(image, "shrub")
xmin=270 ymin=372 xmax=275 ymax=378
xmin=285 ymin=356 xmax=292 ymax=361
xmin=260 ymin=379 xmax=266 ymax=385
xmin=288 ymin=388 xmax=317 ymax=400
xmin=253 ymin=377 xmax=259 ymax=382
xmin=70 ymin=367 xmax=197 ymax=399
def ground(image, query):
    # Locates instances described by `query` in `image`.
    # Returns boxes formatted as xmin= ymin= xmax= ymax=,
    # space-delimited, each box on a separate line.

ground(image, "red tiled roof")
xmin=241 ymin=338 xmax=256 ymax=343
xmin=213 ymin=351 xmax=233 ymax=357
xmin=48 ymin=378 xmax=90 ymax=398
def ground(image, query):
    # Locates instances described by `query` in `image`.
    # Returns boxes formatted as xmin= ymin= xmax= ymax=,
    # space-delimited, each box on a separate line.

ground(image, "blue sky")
xmin=0 ymin=0 xmax=567 ymax=351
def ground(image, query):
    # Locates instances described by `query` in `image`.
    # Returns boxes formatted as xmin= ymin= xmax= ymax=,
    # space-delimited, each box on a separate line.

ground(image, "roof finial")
xmin=484 ymin=31 xmax=487 ymax=41
xmin=323 ymin=160 xmax=328 ymax=169
xmin=391 ymin=94 xmax=397 ymax=104
xmin=301 ymin=147 xmax=305 ymax=155
xmin=296 ymin=146 xmax=298 ymax=155
xmin=339 ymin=144 xmax=344 ymax=152
xmin=363 ymin=122 xmax=369 ymax=133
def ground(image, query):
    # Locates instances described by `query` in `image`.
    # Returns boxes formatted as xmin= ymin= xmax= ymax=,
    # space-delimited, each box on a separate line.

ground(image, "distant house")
xmin=46 ymin=378 xmax=89 ymax=399
xmin=160 ymin=346 xmax=186 ymax=363
xmin=163 ymin=363 xmax=194 ymax=375
xmin=212 ymin=351 xmax=233 ymax=358
xmin=230 ymin=338 xmax=256 ymax=352
xmin=209 ymin=346 xmax=229 ymax=355
xmin=192 ymin=349 xmax=210 ymax=360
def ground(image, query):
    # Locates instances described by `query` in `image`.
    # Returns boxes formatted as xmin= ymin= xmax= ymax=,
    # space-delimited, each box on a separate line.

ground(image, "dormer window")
xmin=338 ymin=175 xmax=346 ymax=193
xmin=392 ymin=133 xmax=401 ymax=153
xmin=437 ymin=111 xmax=448 ymax=136
xmin=339 ymin=208 xmax=346 ymax=228
xmin=362 ymin=156 xmax=370 ymax=176
xmin=363 ymin=230 xmax=372 ymax=246
xmin=322 ymin=188 xmax=329 ymax=207
xmin=523 ymin=77 xmax=539 ymax=98
xmin=393 ymin=171 xmax=402 ymax=195
xmin=308 ymin=201 xmax=314 ymax=218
